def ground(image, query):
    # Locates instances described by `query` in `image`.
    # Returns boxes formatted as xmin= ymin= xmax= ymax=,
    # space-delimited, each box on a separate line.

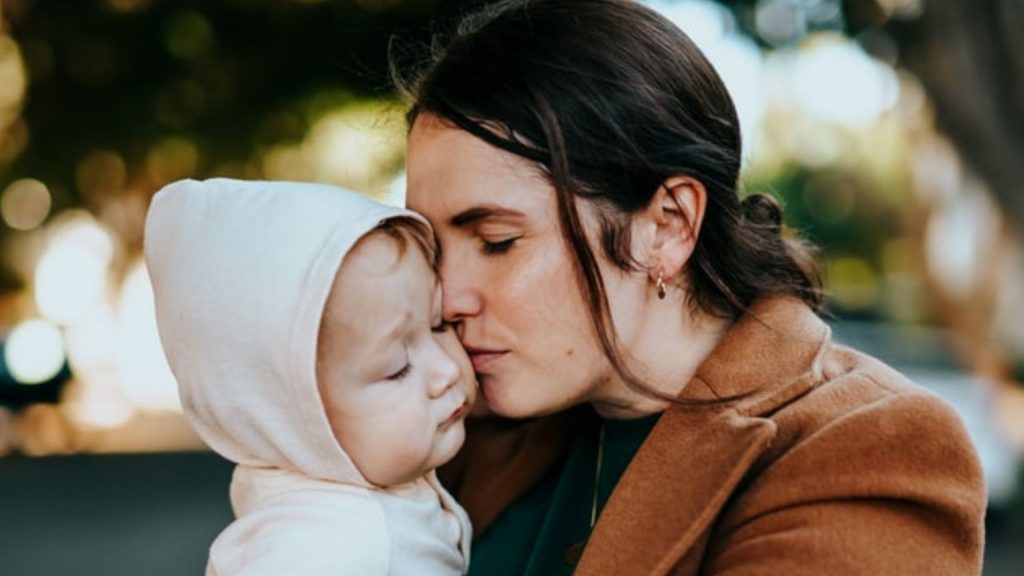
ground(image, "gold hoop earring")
xmin=656 ymin=270 xmax=667 ymax=300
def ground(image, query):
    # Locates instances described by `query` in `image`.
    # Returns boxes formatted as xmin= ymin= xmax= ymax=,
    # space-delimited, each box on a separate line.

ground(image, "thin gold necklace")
xmin=590 ymin=420 xmax=606 ymax=528
xmin=566 ymin=420 xmax=606 ymax=565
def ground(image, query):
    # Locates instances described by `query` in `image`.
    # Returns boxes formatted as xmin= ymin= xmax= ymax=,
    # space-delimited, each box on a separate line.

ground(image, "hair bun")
xmin=741 ymin=193 xmax=783 ymax=233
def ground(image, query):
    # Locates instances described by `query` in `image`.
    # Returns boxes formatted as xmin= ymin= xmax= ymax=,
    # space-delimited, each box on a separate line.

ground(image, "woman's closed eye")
xmin=481 ymin=237 xmax=518 ymax=255
xmin=432 ymin=321 xmax=453 ymax=333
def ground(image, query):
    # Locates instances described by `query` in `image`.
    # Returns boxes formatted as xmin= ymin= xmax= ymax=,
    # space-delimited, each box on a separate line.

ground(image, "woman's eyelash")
xmin=432 ymin=322 xmax=451 ymax=333
xmin=482 ymin=238 xmax=518 ymax=255
xmin=386 ymin=364 xmax=411 ymax=381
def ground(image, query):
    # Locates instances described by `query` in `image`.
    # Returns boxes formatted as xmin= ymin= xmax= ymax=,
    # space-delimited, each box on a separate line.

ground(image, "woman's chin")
xmin=481 ymin=378 xmax=569 ymax=420
xmin=487 ymin=401 xmax=533 ymax=420
xmin=479 ymin=378 xmax=533 ymax=419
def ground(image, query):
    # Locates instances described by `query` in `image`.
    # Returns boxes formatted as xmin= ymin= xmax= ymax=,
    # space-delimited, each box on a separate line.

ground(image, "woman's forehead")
xmin=408 ymin=119 xmax=526 ymax=174
xmin=408 ymin=128 xmax=553 ymax=217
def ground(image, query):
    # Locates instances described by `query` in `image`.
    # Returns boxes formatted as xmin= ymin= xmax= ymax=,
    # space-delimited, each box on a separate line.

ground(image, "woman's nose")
xmin=439 ymin=259 xmax=483 ymax=322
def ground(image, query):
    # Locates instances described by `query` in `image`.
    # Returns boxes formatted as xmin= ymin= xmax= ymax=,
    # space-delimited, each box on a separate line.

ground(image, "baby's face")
xmin=316 ymin=232 xmax=476 ymax=487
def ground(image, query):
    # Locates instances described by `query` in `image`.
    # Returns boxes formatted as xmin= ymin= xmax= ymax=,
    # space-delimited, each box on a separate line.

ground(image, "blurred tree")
xmin=846 ymin=0 xmax=1024 ymax=380
xmin=4 ymin=0 xmax=1019 ymax=215
xmin=725 ymin=0 xmax=1024 ymax=234
xmin=1 ymin=0 xmax=444 ymax=202
xmin=864 ymin=0 xmax=1024 ymax=235
xmin=0 ymin=0 xmax=454 ymax=291
xmin=0 ymin=0 xmax=1021 ymax=285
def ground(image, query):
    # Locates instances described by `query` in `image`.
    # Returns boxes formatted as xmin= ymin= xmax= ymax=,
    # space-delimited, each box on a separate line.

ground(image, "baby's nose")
xmin=428 ymin=348 xmax=462 ymax=398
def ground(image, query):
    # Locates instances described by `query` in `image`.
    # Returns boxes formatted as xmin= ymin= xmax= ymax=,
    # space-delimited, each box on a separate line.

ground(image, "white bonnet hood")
xmin=145 ymin=178 xmax=428 ymax=486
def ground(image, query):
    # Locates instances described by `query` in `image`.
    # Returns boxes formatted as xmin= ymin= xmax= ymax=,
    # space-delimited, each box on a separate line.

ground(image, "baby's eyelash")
xmin=386 ymin=364 xmax=411 ymax=381
xmin=431 ymin=321 xmax=452 ymax=333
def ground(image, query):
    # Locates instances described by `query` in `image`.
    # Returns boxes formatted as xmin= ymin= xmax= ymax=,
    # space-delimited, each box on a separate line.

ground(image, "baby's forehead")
xmin=343 ymin=231 xmax=436 ymax=279
xmin=316 ymin=234 xmax=441 ymax=360
xmin=322 ymin=232 xmax=440 ymax=329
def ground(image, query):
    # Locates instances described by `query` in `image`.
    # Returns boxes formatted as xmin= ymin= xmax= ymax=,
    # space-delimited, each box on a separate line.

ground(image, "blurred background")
xmin=0 ymin=0 xmax=1021 ymax=574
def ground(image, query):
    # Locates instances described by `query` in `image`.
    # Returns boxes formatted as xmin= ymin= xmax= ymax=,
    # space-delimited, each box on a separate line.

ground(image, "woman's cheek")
xmin=504 ymin=245 xmax=560 ymax=300
xmin=469 ymin=392 xmax=494 ymax=417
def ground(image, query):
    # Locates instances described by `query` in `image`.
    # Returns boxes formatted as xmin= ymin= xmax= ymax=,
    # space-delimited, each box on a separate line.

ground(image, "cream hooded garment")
xmin=145 ymin=178 xmax=471 ymax=576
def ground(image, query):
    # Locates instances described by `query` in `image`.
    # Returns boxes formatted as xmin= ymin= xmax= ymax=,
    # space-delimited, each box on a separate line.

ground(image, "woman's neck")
xmin=589 ymin=302 xmax=732 ymax=420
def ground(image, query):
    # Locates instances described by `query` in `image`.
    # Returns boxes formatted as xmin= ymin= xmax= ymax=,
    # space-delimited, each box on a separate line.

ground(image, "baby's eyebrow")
xmin=449 ymin=205 xmax=525 ymax=228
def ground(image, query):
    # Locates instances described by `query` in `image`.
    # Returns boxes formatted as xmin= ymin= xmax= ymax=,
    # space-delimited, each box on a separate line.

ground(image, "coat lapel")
xmin=576 ymin=297 xmax=832 ymax=575
xmin=575 ymin=406 xmax=775 ymax=575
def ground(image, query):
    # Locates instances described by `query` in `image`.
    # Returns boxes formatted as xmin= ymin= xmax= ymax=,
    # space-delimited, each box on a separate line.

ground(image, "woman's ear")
xmin=640 ymin=175 xmax=707 ymax=281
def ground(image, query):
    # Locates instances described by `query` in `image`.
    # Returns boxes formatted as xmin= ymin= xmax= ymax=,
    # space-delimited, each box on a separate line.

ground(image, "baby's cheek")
xmin=460 ymin=377 xmax=478 ymax=413
xmin=446 ymin=345 xmax=477 ymax=401
xmin=440 ymin=331 xmax=474 ymax=375
xmin=385 ymin=413 xmax=435 ymax=465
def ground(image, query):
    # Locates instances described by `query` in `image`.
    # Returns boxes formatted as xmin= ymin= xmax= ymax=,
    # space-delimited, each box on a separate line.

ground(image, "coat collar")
xmin=576 ymin=297 xmax=832 ymax=575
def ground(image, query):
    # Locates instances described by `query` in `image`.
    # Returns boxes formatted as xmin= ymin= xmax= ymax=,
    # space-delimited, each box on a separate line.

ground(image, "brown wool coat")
xmin=440 ymin=297 xmax=986 ymax=575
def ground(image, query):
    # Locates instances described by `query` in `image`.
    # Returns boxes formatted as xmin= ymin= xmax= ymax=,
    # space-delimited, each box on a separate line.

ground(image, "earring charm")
xmin=656 ymin=269 xmax=667 ymax=300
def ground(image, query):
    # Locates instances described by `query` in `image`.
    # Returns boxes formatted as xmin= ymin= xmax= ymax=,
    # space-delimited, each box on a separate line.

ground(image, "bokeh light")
xmin=755 ymin=0 xmax=807 ymax=46
xmin=4 ymin=318 xmax=66 ymax=385
xmin=925 ymin=181 xmax=1001 ymax=300
xmin=34 ymin=213 xmax=115 ymax=326
xmin=64 ymin=307 xmax=118 ymax=376
xmin=876 ymin=0 xmax=924 ymax=19
xmin=63 ymin=375 xmax=135 ymax=430
xmin=163 ymin=11 xmax=216 ymax=61
xmin=647 ymin=0 xmax=765 ymax=158
xmin=262 ymin=101 xmax=405 ymax=196
xmin=18 ymin=403 xmax=73 ymax=456
xmin=827 ymin=256 xmax=881 ymax=310
xmin=0 ymin=34 xmax=27 ymax=129
xmin=115 ymin=261 xmax=179 ymax=412
xmin=76 ymin=150 xmax=128 ymax=203
xmin=146 ymin=137 xmax=200 ymax=183
xmin=0 ymin=406 xmax=13 ymax=456
xmin=791 ymin=35 xmax=899 ymax=127
xmin=1 ymin=178 xmax=52 ymax=231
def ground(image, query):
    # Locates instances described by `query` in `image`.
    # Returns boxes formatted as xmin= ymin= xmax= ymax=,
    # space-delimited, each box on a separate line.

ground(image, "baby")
xmin=144 ymin=178 xmax=475 ymax=575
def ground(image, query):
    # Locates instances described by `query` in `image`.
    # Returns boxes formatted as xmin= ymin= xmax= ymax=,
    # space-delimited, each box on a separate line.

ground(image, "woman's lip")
xmin=468 ymin=351 xmax=506 ymax=372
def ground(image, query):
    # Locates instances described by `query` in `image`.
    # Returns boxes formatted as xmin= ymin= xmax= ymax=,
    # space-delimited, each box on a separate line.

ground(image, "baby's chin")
xmin=376 ymin=423 xmax=467 ymax=487
xmin=433 ymin=418 xmax=468 ymax=467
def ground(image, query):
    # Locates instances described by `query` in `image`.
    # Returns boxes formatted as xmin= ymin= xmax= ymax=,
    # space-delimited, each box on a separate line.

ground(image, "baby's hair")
xmin=372 ymin=216 xmax=439 ymax=271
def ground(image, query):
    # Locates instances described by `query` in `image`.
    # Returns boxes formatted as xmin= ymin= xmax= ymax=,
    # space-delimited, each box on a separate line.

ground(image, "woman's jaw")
xmin=460 ymin=334 xmax=675 ymax=421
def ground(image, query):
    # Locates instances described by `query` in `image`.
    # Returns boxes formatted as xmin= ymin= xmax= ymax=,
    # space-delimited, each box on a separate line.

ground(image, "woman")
xmin=399 ymin=0 xmax=986 ymax=574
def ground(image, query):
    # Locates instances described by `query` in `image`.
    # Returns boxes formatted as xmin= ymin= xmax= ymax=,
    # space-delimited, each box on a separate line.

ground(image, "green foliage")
xmin=0 ymin=0 xmax=456 ymax=201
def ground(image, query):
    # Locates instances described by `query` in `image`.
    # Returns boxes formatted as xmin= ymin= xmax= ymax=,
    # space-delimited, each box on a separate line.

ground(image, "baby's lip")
xmin=440 ymin=398 xmax=470 ymax=428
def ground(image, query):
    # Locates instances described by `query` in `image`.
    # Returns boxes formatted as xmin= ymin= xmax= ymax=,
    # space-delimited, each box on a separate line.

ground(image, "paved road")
xmin=0 ymin=451 xmax=1020 ymax=575
xmin=0 ymin=451 xmax=233 ymax=576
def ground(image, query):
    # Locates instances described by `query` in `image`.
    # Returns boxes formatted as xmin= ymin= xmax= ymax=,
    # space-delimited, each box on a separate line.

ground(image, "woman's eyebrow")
xmin=449 ymin=206 xmax=526 ymax=227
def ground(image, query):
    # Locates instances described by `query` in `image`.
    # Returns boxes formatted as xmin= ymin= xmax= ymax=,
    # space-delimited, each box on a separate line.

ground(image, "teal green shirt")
xmin=468 ymin=411 xmax=661 ymax=576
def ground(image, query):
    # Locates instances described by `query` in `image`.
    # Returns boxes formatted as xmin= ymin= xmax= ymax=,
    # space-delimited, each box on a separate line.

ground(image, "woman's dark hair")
xmin=394 ymin=0 xmax=823 ymax=401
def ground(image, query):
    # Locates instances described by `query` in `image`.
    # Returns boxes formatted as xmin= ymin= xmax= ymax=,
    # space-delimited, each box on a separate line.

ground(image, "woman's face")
xmin=406 ymin=116 xmax=633 ymax=419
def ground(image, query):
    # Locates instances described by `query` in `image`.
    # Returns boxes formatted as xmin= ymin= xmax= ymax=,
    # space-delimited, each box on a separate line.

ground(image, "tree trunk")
xmin=891 ymin=0 xmax=1024 ymax=234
